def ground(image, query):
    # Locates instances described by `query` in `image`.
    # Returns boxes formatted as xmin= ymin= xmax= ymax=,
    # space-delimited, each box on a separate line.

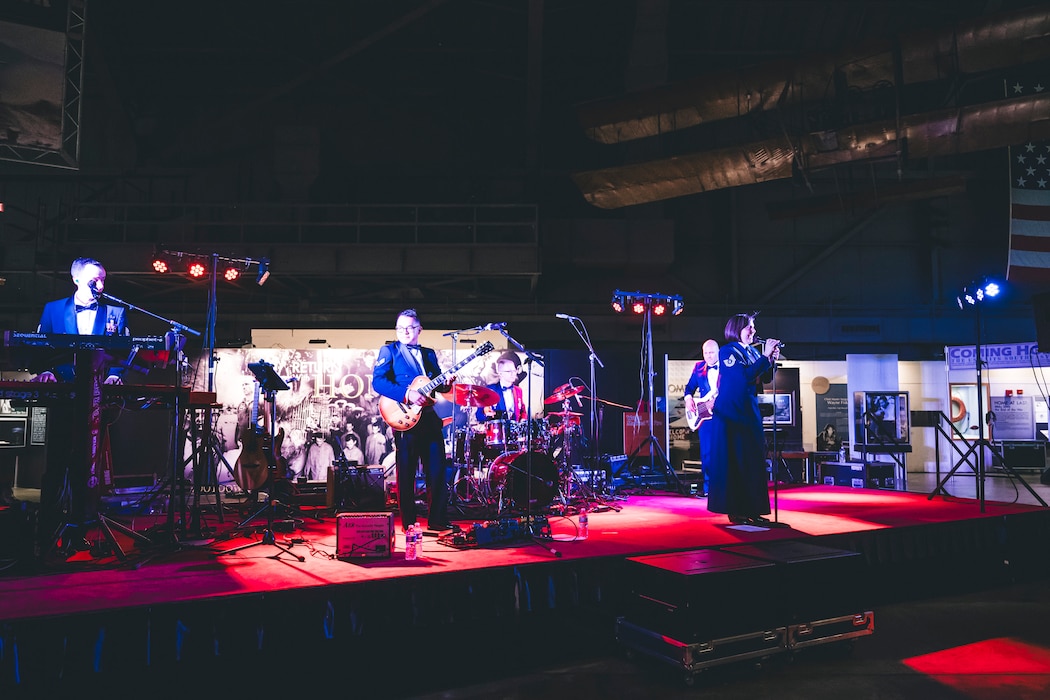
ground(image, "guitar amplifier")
xmin=327 ymin=465 xmax=387 ymax=512
xmin=336 ymin=512 xmax=395 ymax=559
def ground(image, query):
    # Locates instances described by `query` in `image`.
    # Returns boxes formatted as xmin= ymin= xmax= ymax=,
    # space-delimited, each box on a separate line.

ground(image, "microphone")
xmin=555 ymin=313 xmax=577 ymax=320
xmin=573 ymin=390 xmax=583 ymax=408
xmin=88 ymin=280 xmax=100 ymax=298
xmin=755 ymin=336 xmax=784 ymax=349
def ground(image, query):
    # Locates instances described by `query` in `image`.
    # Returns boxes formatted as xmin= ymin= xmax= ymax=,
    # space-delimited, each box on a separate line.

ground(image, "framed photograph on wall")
xmin=949 ymin=383 xmax=990 ymax=440
xmin=758 ymin=392 xmax=794 ymax=427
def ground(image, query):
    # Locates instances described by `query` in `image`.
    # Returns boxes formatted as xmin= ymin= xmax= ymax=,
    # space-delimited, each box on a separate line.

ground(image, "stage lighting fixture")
xmin=956 ymin=279 xmax=1002 ymax=309
xmin=223 ymin=265 xmax=241 ymax=282
xmin=151 ymin=256 xmax=169 ymax=273
xmin=611 ymin=292 xmax=625 ymax=313
xmin=652 ymin=300 xmax=667 ymax=316
xmin=188 ymin=261 xmax=207 ymax=279
xmin=256 ymin=258 xmax=270 ymax=286
xmin=631 ymin=298 xmax=646 ymax=315
xmin=672 ymin=297 xmax=684 ymax=316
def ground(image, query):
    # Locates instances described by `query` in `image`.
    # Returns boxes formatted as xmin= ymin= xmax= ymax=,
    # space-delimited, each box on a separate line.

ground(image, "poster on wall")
xmin=666 ymin=358 xmax=702 ymax=471
xmin=949 ymin=383 xmax=990 ymax=440
xmin=814 ymin=384 xmax=848 ymax=452
xmin=192 ymin=346 xmax=539 ymax=489
xmin=989 ymin=395 xmax=1036 ymax=441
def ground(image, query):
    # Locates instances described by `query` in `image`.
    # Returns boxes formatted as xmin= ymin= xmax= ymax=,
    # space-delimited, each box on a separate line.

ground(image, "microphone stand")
xmin=559 ymin=316 xmax=607 ymax=507
xmin=500 ymin=329 xmax=559 ymax=557
xmin=94 ymin=291 xmax=208 ymax=558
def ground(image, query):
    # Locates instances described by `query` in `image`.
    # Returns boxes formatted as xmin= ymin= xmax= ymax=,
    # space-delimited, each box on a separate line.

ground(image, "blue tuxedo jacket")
xmin=371 ymin=341 xmax=442 ymax=405
xmin=38 ymin=297 xmax=128 ymax=336
xmin=37 ymin=297 xmax=129 ymax=381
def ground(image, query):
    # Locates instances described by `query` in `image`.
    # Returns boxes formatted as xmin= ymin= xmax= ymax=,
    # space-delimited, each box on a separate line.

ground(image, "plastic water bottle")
xmin=579 ymin=508 xmax=589 ymax=540
xmin=405 ymin=523 xmax=418 ymax=561
xmin=413 ymin=523 xmax=424 ymax=560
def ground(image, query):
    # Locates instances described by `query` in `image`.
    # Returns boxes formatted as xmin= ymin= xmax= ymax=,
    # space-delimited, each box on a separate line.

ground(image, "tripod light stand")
xmin=929 ymin=280 xmax=1046 ymax=511
xmin=613 ymin=290 xmax=683 ymax=492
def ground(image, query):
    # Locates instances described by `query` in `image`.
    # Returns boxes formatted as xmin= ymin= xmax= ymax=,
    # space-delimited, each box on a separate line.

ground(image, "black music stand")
xmin=217 ymin=361 xmax=303 ymax=561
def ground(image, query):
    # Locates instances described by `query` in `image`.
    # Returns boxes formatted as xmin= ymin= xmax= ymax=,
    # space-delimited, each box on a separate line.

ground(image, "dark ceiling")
xmin=1 ymin=0 xmax=1048 ymax=357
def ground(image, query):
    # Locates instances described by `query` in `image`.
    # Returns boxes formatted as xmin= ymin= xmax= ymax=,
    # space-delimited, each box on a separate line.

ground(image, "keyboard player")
xmin=34 ymin=256 xmax=129 ymax=385
xmin=32 ymin=257 xmax=129 ymax=554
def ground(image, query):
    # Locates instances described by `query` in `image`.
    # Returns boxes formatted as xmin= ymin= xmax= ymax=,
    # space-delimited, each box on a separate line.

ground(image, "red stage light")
xmin=151 ymin=258 xmax=169 ymax=273
xmin=224 ymin=266 xmax=240 ymax=281
xmin=188 ymin=261 xmax=207 ymax=278
xmin=612 ymin=299 xmax=624 ymax=313
xmin=652 ymin=302 xmax=667 ymax=315
xmin=631 ymin=300 xmax=646 ymax=314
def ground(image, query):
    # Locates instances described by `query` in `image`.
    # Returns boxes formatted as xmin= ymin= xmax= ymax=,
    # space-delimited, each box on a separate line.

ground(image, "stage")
xmin=2 ymin=484 xmax=1049 ymax=694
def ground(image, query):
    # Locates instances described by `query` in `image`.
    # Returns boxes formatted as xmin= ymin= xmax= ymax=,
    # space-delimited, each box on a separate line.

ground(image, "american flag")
xmin=1007 ymin=79 xmax=1050 ymax=285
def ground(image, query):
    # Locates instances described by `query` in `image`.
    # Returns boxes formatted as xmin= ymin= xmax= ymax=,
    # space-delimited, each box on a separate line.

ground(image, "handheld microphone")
xmin=555 ymin=313 xmax=577 ymax=320
xmin=755 ymin=336 xmax=784 ymax=349
xmin=88 ymin=280 xmax=100 ymax=298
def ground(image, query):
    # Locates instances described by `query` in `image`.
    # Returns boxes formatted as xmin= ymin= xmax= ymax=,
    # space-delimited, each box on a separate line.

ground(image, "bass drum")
xmin=488 ymin=450 xmax=558 ymax=510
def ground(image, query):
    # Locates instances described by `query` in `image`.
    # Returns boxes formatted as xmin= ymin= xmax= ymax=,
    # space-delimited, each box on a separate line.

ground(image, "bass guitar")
xmin=233 ymin=380 xmax=285 ymax=491
xmin=379 ymin=341 xmax=494 ymax=431
xmin=685 ymin=395 xmax=714 ymax=431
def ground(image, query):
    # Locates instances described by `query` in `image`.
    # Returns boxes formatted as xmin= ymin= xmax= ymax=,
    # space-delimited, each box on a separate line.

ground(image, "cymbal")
xmin=448 ymin=383 xmax=499 ymax=407
xmin=544 ymin=383 xmax=584 ymax=404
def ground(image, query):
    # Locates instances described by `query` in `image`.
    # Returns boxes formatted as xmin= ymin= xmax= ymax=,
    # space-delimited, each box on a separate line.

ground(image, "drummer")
xmin=476 ymin=352 xmax=526 ymax=423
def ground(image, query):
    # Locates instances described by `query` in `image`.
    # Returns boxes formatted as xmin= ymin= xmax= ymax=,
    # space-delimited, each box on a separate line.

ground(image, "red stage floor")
xmin=0 ymin=484 xmax=1044 ymax=624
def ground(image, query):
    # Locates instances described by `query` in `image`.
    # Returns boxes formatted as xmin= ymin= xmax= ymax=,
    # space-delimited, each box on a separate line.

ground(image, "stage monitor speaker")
xmin=1034 ymin=291 xmax=1050 ymax=353
xmin=327 ymin=465 xmax=386 ymax=512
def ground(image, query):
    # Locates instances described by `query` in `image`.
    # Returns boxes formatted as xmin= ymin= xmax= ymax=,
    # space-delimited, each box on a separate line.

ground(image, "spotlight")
xmin=611 ymin=292 xmax=625 ymax=313
xmin=223 ymin=265 xmax=241 ymax=282
xmin=631 ymin=298 xmax=646 ymax=315
xmin=652 ymin=300 xmax=667 ymax=316
xmin=672 ymin=297 xmax=684 ymax=316
xmin=151 ymin=256 xmax=169 ymax=274
xmin=256 ymin=258 xmax=270 ymax=286
xmin=984 ymin=282 xmax=1000 ymax=298
xmin=188 ymin=261 xmax=207 ymax=279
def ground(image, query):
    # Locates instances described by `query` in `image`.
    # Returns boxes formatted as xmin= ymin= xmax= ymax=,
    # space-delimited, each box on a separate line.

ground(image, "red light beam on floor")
xmin=905 ymin=637 xmax=1050 ymax=699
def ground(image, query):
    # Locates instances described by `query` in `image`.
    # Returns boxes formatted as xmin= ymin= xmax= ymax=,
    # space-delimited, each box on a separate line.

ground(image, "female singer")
xmin=706 ymin=312 xmax=784 ymax=526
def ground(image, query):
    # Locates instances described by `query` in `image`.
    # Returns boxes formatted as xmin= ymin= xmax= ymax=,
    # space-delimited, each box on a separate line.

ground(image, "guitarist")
xmin=683 ymin=339 xmax=720 ymax=498
xmin=372 ymin=309 xmax=456 ymax=533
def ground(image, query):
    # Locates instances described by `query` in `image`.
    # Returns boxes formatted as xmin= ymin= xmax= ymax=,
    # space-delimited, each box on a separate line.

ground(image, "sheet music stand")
xmin=217 ymin=361 xmax=303 ymax=561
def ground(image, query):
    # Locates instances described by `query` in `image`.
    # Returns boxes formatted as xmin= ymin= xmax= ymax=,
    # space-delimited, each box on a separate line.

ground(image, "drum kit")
xmin=444 ymin=380 xmax=592 ymax=515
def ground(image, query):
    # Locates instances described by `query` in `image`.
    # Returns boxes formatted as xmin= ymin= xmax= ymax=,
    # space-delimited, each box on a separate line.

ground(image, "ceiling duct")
xmin=577 ymin=5 xmax=1050 ymax=145
xmin=572 ymin=92 xmax=1050 ymax=209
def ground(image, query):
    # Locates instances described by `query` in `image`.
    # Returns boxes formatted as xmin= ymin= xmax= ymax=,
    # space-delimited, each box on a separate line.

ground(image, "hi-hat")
xmin=544 ymin=383 xmax=584 ymax=404
xmin=448 ymin=383 xmax=499 ymax=407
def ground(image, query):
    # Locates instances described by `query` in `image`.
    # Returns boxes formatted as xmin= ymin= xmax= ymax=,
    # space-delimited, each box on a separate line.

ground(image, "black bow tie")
xmin=708 ymin=365 xmax=719 ymax=370
xmin=404 ymin=343 xmax=421 ymax=350
xmin=75 ymin=302 xmax=98 ymax=313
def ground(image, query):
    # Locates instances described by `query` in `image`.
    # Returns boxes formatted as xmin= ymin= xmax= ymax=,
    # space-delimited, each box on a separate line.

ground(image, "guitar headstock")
xmin=478 ymin=341 xmax=495 ymax=355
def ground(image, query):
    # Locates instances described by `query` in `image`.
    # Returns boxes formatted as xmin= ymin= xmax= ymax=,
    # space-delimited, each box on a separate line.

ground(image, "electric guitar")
xmin=379 ymin=341 xmax=494 ymax=431
xmin=686 ymin=394 xmax=715 ymax=431
xmin=233 ymin=381 xmax=284 ymax=491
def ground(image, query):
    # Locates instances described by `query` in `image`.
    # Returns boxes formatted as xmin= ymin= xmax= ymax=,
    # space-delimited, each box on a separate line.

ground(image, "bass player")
xmin=371 ymin=309 xmax=456 ymax=533
xmin=683 ymin=338 xmax=719 ymax=497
